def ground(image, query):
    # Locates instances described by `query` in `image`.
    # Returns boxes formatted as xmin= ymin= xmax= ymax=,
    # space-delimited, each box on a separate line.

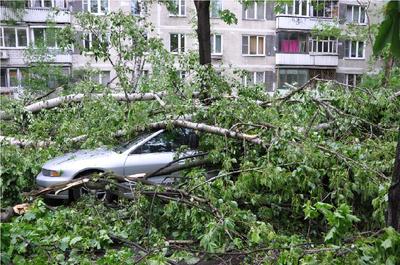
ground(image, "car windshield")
xmin=113 ymin=132 xmax=153 ymax=154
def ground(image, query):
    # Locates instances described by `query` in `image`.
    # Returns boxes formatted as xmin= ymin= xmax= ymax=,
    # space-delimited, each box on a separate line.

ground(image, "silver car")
xmin=36 ymin=129 xmax=199 ymax=200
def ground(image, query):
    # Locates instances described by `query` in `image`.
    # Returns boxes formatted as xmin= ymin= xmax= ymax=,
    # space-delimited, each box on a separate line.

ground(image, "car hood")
xmin=43 ymin=148 xmax=117 ymax=169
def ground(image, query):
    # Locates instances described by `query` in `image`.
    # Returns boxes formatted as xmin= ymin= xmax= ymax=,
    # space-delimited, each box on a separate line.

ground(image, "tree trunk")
xmin=0 ymin=92 xmax=167 ymax=120
xmin=194 ymin=0 xmax=211 ymax=65
xmin=388 ymin=127 xmax=400 ymax=231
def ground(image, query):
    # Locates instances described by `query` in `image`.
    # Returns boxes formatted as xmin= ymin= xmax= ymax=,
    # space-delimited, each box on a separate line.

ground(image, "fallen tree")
xmin=0 ymin=92 xmax=167 ymax=120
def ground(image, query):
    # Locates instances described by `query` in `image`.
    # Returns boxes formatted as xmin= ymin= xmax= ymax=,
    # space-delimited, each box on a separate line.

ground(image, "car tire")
xmin=68 ymin=172 xmax=108 ymax=202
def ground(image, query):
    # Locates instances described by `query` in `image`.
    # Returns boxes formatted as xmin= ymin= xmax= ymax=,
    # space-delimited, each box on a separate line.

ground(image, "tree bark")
xmin=194 ymin=0 xmax=211 ymax=65
xmin=388 ymin=127 xmax=400 ymax=231
xmin=148 ymin=119 xmax=267 ymax=147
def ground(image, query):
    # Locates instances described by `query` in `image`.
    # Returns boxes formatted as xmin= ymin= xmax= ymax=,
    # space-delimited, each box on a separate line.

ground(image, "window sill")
xmin=345 ymin=22 xmax=368 ymax=26
xmin=0 ymin=47 xmax=28 ymax=50
xmin=276 ymin=14 xmax=334 ymax=19
xmin=276 ymin=52 xmax=309 ymax=55
xmin=242 ymin=18 xmax=266 ymax=21
xmin=168 ymin=15 xmax=187 ymax=18
xmin=343 ymin=57 xmax=365 ymax=60
xmin=309 ymin=52 xmax=338 ymax=56
xmin=242 ymin=54 xmax=266 ymax=57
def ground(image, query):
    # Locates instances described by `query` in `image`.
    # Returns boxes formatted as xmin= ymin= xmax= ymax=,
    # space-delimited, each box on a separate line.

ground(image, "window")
xmin=211 ymin=34 xmax=222 ymax=55
xmin=243 ymin=71 xmax=266 ymax=86
xmin=177 ymin=70 xmax=186 ymax=79
xmin=309 ymin=0 xmax=338 ymax=18
xmin=170 ymin=0 xmax=186 ymax=16
xmin=345 ymin=74 xmax=361 ymax=87
xmin=278 ymin=69 xmax=309 ymax=89
xmin=344 ymin=40 xmax=364 ymax=59
xmin=31 ymin=0 xmax=53 ymax=8
xmin=277 ymin=32 xmax=308 ymax=53
xmin=32 ymin=28 xmax=59 ymax=48
xmin=0 ymin=27 xmax=28 ymax=48
xmin=346 ymin=5 xmax=366 ymax=24
xmin=309 ymin=37 xmax=337 ymax=54
xmin=1 ymin=68 xmax=25 ymax=87
xmin=210 ymin=0 xmax=222 ymax=18
xmin=242 ymin=35 xmax=265 ymax=56
xmin=0 ymin=69 xmax=6 ymax=87
xmin=91 ymin=71 xmax=111 ymax=85
xmin=132 ymin=0 xmax=140 ymax=15
xmin=83 ymin=32 xmax=97 ymax=49
xmin=243 ymin=0 xmax=265 ymax=20
xmin=170 ymin=33 xmax=185 ymax=53
xmin=282 ymin=0 xmax=308 ymax=16
xmin=134 ymin=129 xmax=194 ymax=154
xmin=83 ymin=0 xmax=108 ymax=14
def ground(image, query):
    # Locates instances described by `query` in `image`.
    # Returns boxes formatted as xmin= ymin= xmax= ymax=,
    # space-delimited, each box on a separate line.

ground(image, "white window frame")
xmin=211 ymin=34 xmax=223 ymax=55
xmin=0 ymin=27 xmax=29 ymax=49
xmin=91 ymin=71 xmax=111 ymax=85
xmin=309 ymin=0 xmax=334 ymax=18
xmin=30 ymin=0 xmax=54 ymax=8
xmin=243 ymin=71 xmax=265 ymax=86
xmin=210 ymin=0 xmax=223 ymax=18
xmin=83 ymin=32 xmax=95 ymax=50
xmin=345 ymin=40 xmax=365 ymax=59
xmin=346 ymin=5 xmax=367 ymax=24
xmin=282 ymin=0 xmax=310 ymax=16
xmin=169 ymin=0 xmax=186 ymax=17
xmin=345 ymin=74 xmax=361 ymax=87
xmin=243 ymin=0 xmax=266 ymax=20
xmin=83 ymin=0 xmax=109 ymax=15
xmin=31 ymin=26 xmax=61 ymax=49
xmin=169 ymin=33 xmax=185 ymax=54
xmin=6 ymin=68 xmax=24 ymax=88
xmin=242 ymin=35 xmax=265 ymax=56
xmin=309 ymin=37 xmax=338 ymax=54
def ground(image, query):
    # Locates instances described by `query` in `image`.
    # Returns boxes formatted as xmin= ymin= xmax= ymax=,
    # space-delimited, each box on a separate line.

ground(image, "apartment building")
xmin=0 ymin=0 xmax=382 ymax=96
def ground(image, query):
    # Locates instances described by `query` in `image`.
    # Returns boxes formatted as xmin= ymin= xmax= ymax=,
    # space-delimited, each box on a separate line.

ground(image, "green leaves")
xmin=373 ymin=1 xmax=400 ymax=58
xmin=305 ymin=202 xmax=360 ymax=244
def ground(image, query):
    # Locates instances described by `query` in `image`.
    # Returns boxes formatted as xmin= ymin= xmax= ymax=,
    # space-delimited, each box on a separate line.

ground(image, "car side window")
xmin=138 ymin=132 xmax=173 ymax=154
xmin=131 ymin=129 xmax=194 ymax=154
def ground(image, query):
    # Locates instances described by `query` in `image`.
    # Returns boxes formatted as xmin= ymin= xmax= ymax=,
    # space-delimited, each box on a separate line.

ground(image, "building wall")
xmin=1 ymin=0 xmax=385 ymax=96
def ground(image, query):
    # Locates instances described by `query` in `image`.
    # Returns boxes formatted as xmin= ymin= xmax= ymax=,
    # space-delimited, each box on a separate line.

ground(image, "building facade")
xmin=0 ymin=0 xmax=383 ymax=96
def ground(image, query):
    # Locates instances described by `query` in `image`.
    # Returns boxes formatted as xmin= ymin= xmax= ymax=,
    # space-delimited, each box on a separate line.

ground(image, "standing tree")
xmin=194 ymin=0 xmax=211 ymax=65
xmin=373 ymin=0 xmax=400 ymax=231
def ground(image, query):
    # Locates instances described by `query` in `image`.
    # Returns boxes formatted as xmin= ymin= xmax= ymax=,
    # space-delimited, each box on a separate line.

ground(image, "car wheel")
xmin=68 ymin=172 xmax=108 ymax=202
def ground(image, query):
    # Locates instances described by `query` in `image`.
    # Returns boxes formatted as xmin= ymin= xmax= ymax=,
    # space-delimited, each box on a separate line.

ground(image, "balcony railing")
xmin=276 ymin=53 xmax=338 ymax=66
xmin=276 ymin=16 xmax=336 ymax=30
xmin=0 ymin=7 xmax=70 ymax=23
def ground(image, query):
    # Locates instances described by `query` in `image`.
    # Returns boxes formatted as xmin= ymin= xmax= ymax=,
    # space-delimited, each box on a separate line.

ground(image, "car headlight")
xmin=50 ymin=170 xmax=62 ymax=177
xmin=42 ymin=169 xmax=62 ymax=177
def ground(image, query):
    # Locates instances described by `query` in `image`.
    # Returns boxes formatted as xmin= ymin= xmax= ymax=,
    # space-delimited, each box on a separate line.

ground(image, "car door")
xmin=123 ymin=130 xmax=176 ymax=184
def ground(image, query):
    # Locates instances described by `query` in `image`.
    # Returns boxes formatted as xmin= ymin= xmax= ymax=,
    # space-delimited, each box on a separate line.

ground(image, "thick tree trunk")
xmin=388 ymin=127 xmax=400 ymax=231
xmin=194 ymin=0 xmax=211 ymax=65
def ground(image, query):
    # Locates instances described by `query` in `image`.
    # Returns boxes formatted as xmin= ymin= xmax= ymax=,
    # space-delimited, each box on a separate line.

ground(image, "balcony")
xmin=0 ymin=7 xmax=70 ymax=23
xmin=276 ymin=16 xmax=336 ymax=30
xmin=276 ymin=53 xmax=338 ymax=67
xmin=0 ymin=49 xmax=72 ymax=66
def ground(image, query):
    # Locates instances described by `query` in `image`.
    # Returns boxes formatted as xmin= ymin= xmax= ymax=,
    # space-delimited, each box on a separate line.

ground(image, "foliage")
xmin=373 ymin=0 xmax=400 ymax=59
xmin=1 ymin=10 xmax=399 ymax=264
